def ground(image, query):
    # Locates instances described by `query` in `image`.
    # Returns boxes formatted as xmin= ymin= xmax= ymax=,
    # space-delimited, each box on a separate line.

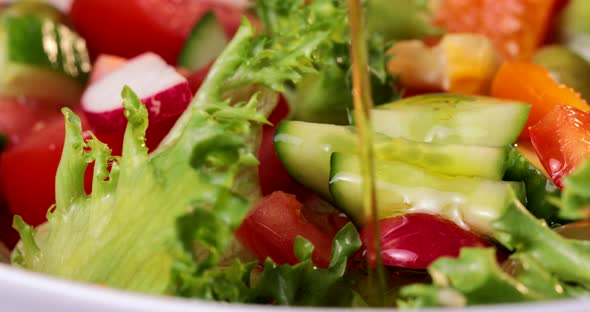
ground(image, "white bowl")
xmin=1 ymin=263 xmax=589 ymax=312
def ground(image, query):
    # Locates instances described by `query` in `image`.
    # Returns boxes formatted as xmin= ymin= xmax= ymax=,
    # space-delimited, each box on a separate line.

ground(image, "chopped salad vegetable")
xmin=1 ymin=0 xmax=590 ymax=309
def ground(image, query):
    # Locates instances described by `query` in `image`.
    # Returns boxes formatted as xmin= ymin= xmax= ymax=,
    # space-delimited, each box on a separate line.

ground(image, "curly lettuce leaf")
xmin=492 ymin=194 xmax=590 ymax=287
xmin=247 ymin=223 xmax=362 ymax=306
xmin=12 ymin=7 xmax=339 ymax=295
xmin=171 ymin=222 xmax=363 ymax=306
xmin=400 ymin=248 xmax=568 ymax=308
xmin=560 ymin=157 xmax=590 ymax=219
xmin=257 ymin=0 xmax=398 ymax=125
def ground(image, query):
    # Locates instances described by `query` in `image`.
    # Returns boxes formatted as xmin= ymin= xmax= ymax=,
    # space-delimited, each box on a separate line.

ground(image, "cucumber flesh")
xmin=0 ymin=14 xmax=90 ymax=106
xmin=504 ymin=144 xmax=561 ymax=223
xmin=372 ymin=94 xmax=530 ymax=146
xmin=274 ymin=120 xmax=509 ymax=199
xmin=274 ymin=121 xmax=360 ymax=199
xmin=329 ymin=152 xmax=526 ymax=236
xmin=177 ymin=12 xmax=228 ymax=71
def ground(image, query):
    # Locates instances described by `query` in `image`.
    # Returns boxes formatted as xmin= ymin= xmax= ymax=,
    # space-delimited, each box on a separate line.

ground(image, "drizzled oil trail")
xmin=347 ymin=0 xmax=386 ymax=306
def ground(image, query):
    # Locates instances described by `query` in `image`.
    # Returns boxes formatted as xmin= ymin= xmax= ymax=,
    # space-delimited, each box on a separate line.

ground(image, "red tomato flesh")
xmin=1 ymin=116 xmax=69 ymax=226
xmin=361 ymin=213 xmax=490 ymax=269
xmin=235 ymin=191 xmax=334 ymax=268
xmin=530 ymin=105 xmax=590 ymax=188
xmin=69 ymin=0 xmax=243 ymax=64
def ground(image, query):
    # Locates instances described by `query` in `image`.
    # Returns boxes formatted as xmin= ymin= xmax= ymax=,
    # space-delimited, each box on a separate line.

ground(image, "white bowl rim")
xmin=1 ymin=263 xmax=590 ymax=312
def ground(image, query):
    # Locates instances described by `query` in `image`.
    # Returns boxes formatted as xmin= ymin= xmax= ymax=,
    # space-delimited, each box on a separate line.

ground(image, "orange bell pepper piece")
xmin=434 ymin=0 xmax=557 ymax=60
xmin=491 ymin=61 xmax=590 ymax=138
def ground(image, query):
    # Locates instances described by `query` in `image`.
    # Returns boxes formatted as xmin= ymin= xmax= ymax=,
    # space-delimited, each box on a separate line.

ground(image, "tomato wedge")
xmin=235 ymin=191 xmax=333 ymax=268
xmin=69 ymin=0 xmax=244 ymax=64
xmin=360 ymin=213 xmax=490 ymax=269
xmin=491 ymin=61 xmax=590 ymax=138
xmin=530 ymin=105 xmax=590 ymax=188
xmin=1 ymin=116 xmax=69 ymax=226
xmin=434 ymin=0 xmax=557 ymax=60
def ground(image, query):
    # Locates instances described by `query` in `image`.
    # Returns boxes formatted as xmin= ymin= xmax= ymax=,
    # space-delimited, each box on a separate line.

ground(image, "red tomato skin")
xmin=361 ymin=213 xmax=489 ymax=269
xmin=1 ymin=117 xmax=67 ymax=226
xmin=0 ymin=98 xmax=62 ymax=146
xmin=530 ymin=105 xmax=590 ymax=188
xmin=235 ymin=191 xmax=333 ymax=268
xmin=69 ymin=0 xmax=242 ymax=64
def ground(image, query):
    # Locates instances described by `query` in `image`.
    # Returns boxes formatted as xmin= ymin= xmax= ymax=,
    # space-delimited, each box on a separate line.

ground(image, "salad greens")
xmin=559 ymin=158 xmax=590 ymax=220
xmin=400 ymin=187 xmax=590 ymax=307
xmin=11 ymin=0 xmax=364 ymax=303
xmin=6 ymin=0 xmax=590 ymax=309
xmin=258 ymin=0 xmax=398 ymax=125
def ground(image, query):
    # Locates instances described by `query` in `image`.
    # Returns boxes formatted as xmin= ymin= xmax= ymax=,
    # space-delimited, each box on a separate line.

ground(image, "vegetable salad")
xmin=1 ymin=0 xmax=590 ymax=308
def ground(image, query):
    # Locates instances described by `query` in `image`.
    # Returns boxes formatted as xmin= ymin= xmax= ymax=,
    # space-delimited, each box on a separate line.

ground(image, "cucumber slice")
xmin=504 ymin=144 xmax=561 ymax=223
xmin=0 ymin=14 xmax=90 ymax=106
xmin=177 ymin=12 xmax=228 ymax=71
xmin=372 ymin=94 xmax=530 ymax=146
xmin=275 ymin=120 xmax=509 ymax=198
xmin=274 ymin=121 xmax=360 ymax=199
xmin=329 ymin=152 xmax=526 ymax=235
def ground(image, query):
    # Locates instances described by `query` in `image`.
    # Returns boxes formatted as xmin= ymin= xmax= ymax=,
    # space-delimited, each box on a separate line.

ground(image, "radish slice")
xmin=81 ymin=52 xmax=192 ymax=132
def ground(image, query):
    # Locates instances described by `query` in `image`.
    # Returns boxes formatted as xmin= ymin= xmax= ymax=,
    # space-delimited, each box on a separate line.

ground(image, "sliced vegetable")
xmin=258 ymin=96 xmax=296 ymax=195
xmin=275 ymin=120 xmax=509 ymax=198
xmin=372 ymin=94 xmax=530 ymax=146
xmin=235 ymin=191 xmax=334 ymax=268
xmin=329 ymin=152 xmax=526 ymax=235
xmin=504 ymin=145 xmax=561 ymax=222
xmin=387 ymin=34 xmax=500 ymax=94
xmin=529 ymin=105 xmax=590 ymax=189
xmin=177 ymin=11 xmax=228 ymax=71
xmin=491 ymin=61 xmax=590 ymax=138
xmin=81 ymin=52 xmax=192 ymax=133
xmin=1 ymin=116 xmax=70 ymax=226
xmin=69 ymin=0 xmax=243 ymax=63
xmin=533 ymin=45 xmax=590 ymax=102
xmin=12 ymin=0 xmax=349 ymax=295
xmin=0 ymin=97 xmax=61 ymax=145
xmin=434 ymin=0 xmax=557 ymax=60
xmin=359 ymin=213 xmax=489 ymax=269
xmin=0 ymin=13 xmax=90 ymax=106
xmin=2 ymin=0 xmax=67 ymax=22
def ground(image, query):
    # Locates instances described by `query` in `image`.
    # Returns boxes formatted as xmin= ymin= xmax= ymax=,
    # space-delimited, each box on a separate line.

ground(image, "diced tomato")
xmin=0 ymin=98 xmax=62 ymax=146
xmin=360 ymin=213 xmax=490 ymax=269
xmin=491 ymin=61 xmax=590 ymax=138
xmin=235 ymin=191 xmax=334 ymax=268
xmin=530 ymin=105 xmax=590 ymax=188
xmin=1 ymin=116 xmax=69 ymax=226
xmin=434 ymin=0 xmax=556 ymax=60
xmin=69 ymin=0 xmax=244 ymax=64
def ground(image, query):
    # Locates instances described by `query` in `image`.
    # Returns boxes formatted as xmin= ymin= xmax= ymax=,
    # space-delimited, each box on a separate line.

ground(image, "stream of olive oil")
xmin=347 ymin=0 xmax=386 ymax=305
